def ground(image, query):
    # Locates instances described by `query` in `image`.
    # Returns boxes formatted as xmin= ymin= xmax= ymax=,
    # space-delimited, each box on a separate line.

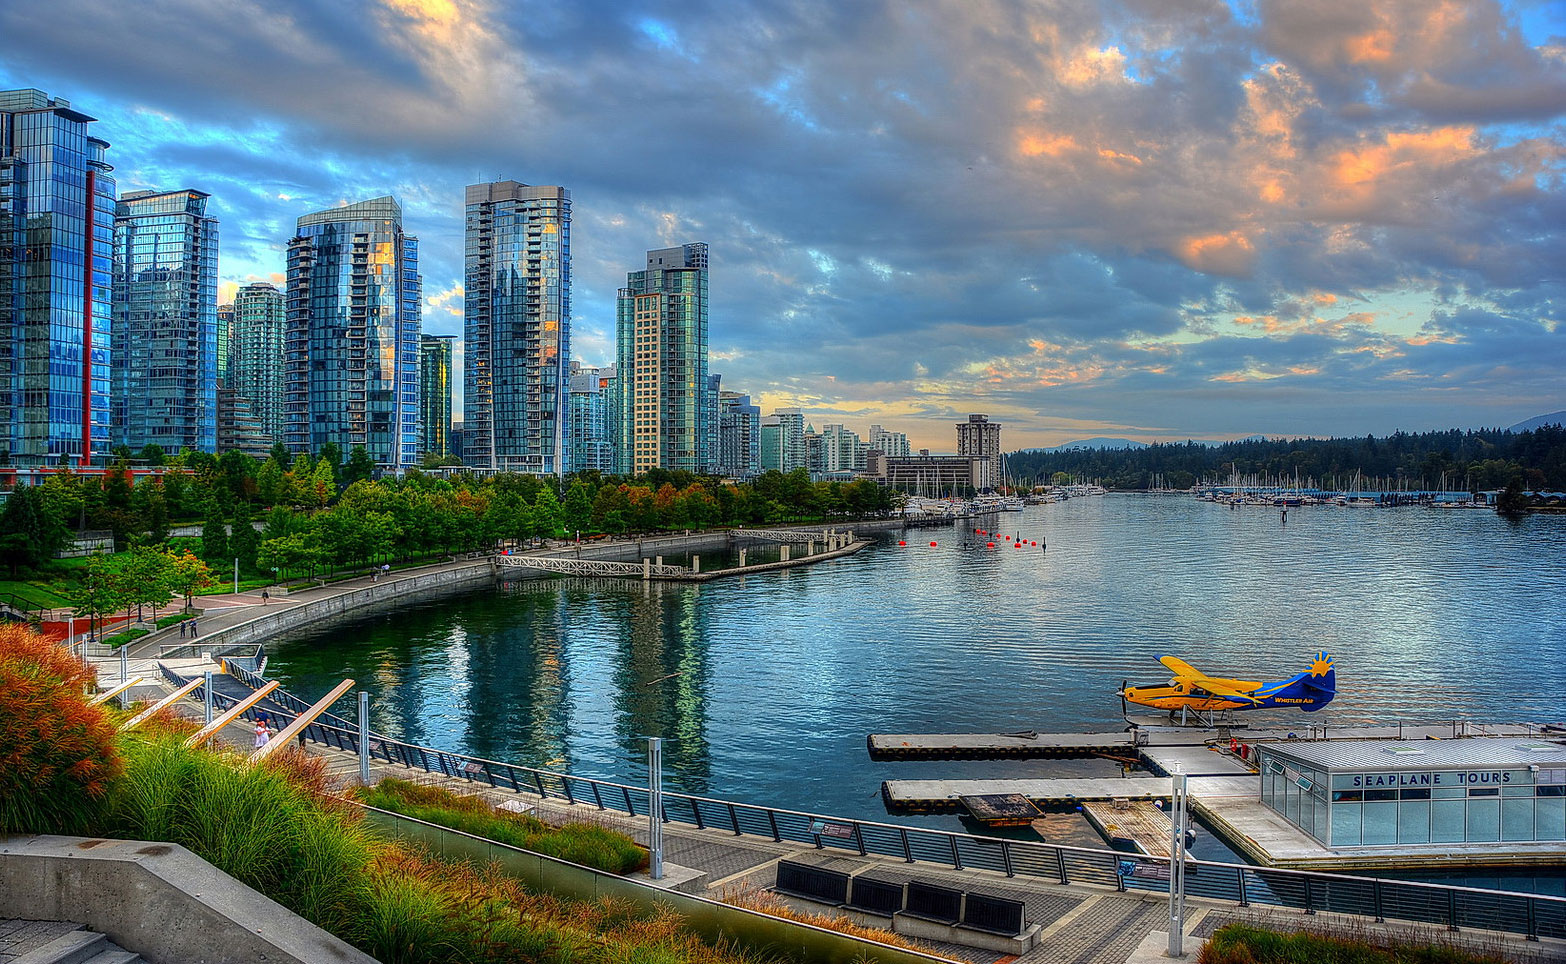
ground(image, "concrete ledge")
xmin=891 ymin=912 xmax=1042 ymax=954
xmin=631 ymin=861 xmax=709 ymax=895
xmin=0 ymin=835 xmax=376 ymax=964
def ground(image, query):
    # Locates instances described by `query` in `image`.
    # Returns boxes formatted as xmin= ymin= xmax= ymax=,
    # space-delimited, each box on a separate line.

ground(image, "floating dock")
xmin=867 ymin=731 xmax=1133 ymax=761
xmin=1079 ymin=800 xmax=1178 ymax=857
xmin=881 ymin=775 xmax=1256 ymax=812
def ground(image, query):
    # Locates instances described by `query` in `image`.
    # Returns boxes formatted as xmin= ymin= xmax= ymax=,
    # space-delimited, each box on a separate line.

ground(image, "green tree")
xmin=200 ymin=501 xmax=229 ymax=564
xmin=256 ymin=459 xmax=286 ymax=508
xmin=167 ymin=551 xmax=213 ymax=610
xmin=0 ymin=486 xmax=70 ymax=576
xmin=269 ymin=441 xmax=292 ymax=467
xmin=130 ymin=477 xmax=169 ymax=544
xmin=532 ymin=486 xmax=562 ymax=538
xmin=317 ymin=441 xmax=342 ymax=477
xmin=230 ymin=507 xmax=260 ymax=570
xmin=562 ymin=481 xmax=593 ymax=535
xmin=72 ymin=555 xmax=131 ymax=640
xmin=1496 ymin=475 xmax=1532 ymax=516
xmin=310 ymin=459 xmax=336 ymax=507
xmin=343 ymin=445 xmax=376 ymax=485
xmin=138 ymin=443 xmax=166 ymax=466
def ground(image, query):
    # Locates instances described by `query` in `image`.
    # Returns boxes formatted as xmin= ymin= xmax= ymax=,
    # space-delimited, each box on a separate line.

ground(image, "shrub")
xmin=357 ymin=778 xmax=648 ymax=874
xmin=0 ymin=625 xmax=122 ymax=834
xmin=1200 ymin=923 xmax=1509 ymax=964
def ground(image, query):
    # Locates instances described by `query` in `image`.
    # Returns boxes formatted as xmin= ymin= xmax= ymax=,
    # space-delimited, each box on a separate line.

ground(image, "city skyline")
xmin=2 ymin=1 xmax=1561 ymax=451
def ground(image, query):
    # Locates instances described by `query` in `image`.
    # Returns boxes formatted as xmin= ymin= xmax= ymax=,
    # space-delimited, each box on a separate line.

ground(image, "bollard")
xmin=642 ymin=558 xmax=651 ymax=580
xmin=738 ymin=548 xmax=747 ymax=567
xmin=781 ymin=545 xmax=790 ymax=562
xmin=807 ymin=540 xmax=814 ymax=555
xmin=656 ymin=555 xmax=663 ymax=568
xmin=692 ymin=555 xmax=700 ymax=574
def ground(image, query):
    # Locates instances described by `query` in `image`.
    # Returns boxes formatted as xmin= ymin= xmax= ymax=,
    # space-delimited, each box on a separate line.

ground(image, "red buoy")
xmin=898 ymin=540 xmax=906 ymax=546
xmin=930 ymin=541 xmax=938 ymax=547
xmin=986 ymin=542 xmax=995 ymax=547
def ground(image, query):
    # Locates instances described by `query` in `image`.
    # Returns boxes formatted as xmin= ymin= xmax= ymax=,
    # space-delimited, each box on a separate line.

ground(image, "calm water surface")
xmin=265 ymin=496 xmax=1566 ymax=830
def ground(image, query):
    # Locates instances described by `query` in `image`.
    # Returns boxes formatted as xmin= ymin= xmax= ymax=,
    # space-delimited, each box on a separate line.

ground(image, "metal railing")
xmin=160 ymin=663 xmax=1566 ymax=943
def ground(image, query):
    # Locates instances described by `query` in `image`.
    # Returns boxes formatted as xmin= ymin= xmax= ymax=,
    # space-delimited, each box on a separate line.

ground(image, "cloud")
xmin=1 ymin=0 xmax=1561 ymax=449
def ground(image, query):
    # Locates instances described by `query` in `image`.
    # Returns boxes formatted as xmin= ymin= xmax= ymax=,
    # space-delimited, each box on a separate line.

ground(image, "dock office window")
xmin=1318 ymin=769 xmax=1565 ymax=847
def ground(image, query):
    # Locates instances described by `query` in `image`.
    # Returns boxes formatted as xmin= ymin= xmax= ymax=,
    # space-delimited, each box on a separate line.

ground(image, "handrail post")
xmin=1447 ymin=889 xmax=1459 ymax=931
xmin=1373 ymin=880 xmax=1384 ymax=923
xmin=1304 ymin=876 xmax=1315 ymax=915
xmin=899 ymin=827 xmax=913 ymax=862
xmin=1236 ymin=867 xmax=1249 ymax=907
xmin=1001 ymin=840 xmax=1014 ymax=878
xmin=1055 ymin=848 xmax=1068 ymax=884
xmin=623 ymin=786 xmax=635 ymax=816
xmin=767 ymin=809 xmax=780 ymax=842
xmin=591 ymin=782 xmax=605 ymax=810
xmin=728 ymin=803 xmax=741 ymax=835
xmin=1527 ymin=898 xmax=1538 ymax=941
xmin=853 ymin=822 xmax=867 ymax=857
xmin=949 ymin=834 xmax=962 ymax=870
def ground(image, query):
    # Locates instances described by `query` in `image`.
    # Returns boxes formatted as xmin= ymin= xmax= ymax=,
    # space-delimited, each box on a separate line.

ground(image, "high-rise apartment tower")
xmin=284 ymin=196 xmax=421 ymax=470
xmin=112 ymin=188 xmax=219 ymax=454
xmin=418 ymin=333 xmax=455 ymax=458
xmin=463 ymin=180 xmax=570 ymax=475
xmin=0 ymin=89 xmax=116 ymax=466
xmin=614 ymin=243 xmax=712 ymax=475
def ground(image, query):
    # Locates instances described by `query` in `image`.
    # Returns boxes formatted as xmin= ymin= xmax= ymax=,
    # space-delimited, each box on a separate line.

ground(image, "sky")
xmin=2 ymin=0 xmax=1563 ymax=452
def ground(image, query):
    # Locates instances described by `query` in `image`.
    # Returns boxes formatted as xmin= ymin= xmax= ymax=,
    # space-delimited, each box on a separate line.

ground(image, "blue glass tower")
xmin=112 ymin=188 xmax=219 ymax=454
xmin=0 ymin=89 xmax=116 ymax=466
xmin=463 ymin=181 xmax=570 ymax=475
xmin=284 ymin=196 xmax=421 ymax=470
xmin=231 ymin=282 xmax=285 ymax=442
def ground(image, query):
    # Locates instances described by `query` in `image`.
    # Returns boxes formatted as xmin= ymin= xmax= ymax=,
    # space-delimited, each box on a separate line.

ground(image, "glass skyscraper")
xmin=418 ymin=333 xmax=454 ymax=458
xmin=284 ymin=196 xmax=421 ymax=470
xmin=567 ymin=361 xmax=615 ymax=473
xmin=0 ymin=89 xmax=116 ymax=466
xmin=230 ymin=282 xmax=285 ymax=443
xmin=615 ymin=243 xmax=712 ymax=475
xmin=717 ymin=390 xmax=760 ymax=479
xmin=112 ymin=188 xmax=219 ymax=454
xmin=463 ymin=180 xmax=570 ymax=475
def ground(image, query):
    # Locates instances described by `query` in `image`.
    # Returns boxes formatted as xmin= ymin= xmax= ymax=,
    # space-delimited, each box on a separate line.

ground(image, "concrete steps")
xmin=10 ymin=926 xmax=142 ymax=964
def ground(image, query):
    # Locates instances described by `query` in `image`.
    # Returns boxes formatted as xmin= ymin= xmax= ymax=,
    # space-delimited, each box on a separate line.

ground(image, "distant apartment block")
xmin=284 ymin=195 xmax=421 ymax=469
xmin=567 ymin=361 xmax=616 ymax=473
xmin=717 ymin=390 xmax=760 ymax=479
xmin=956 ymin=413 xmax=1002 ymax=488
xmin=869 ymin=424 xmax=910 ymax=458
xmin=418 ymin=334 xmax=455 ymax=458
xmin=759 ymin=408 xmax=805 ymax=473
xmin=0 ymin=89 xmax=116 ymax=465
xmin=112 ymin=188 xmax=219 ymax=454
xmin=229 ymin=282 xmax=285 ymax=444
xmin=463 ymin=180 xmax=570 ymax=475
xmin=615 ymin=243 xmax=712 ymax=474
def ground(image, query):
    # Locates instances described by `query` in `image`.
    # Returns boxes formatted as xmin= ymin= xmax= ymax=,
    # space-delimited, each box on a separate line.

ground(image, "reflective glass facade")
xmin=716 ymin=390 xmax=760 ymax=479
xmin=230 ymin=282 xmax=284 ymax=443
xmin=418 ymin=334 xmax=454 ymax=457
xmin=0 ymin=89 xmax=115 ymax=466
xmin=112 ymin=189 xmax=219 ymax=454
xmin=463 ymin=181 xmax=570 ymax=475
xmin=1259 ymin=741 xmax=1566 ymax=848
xmin=614 ymin=243 xmax=712 ymax=475
xmin=567 ymin=362 xmax=615 ymax=472
xmin=284 ymin=196 xmax=421 ymax=469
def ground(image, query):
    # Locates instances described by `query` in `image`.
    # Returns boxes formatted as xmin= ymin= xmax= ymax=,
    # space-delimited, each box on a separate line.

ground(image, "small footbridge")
xmin=494 ymin=556 xmax=691 ymax=578
xmin=733 ymin=527 xmax=855 ymax=546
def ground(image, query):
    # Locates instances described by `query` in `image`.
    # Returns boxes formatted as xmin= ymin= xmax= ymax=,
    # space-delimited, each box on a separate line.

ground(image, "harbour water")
xmin=265 ymin=496 xmax=1566 ymax=868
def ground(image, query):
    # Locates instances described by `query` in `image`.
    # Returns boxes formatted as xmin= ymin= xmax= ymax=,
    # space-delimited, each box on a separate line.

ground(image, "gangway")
xmin=494 ymin=556 xmax=691 ymax=578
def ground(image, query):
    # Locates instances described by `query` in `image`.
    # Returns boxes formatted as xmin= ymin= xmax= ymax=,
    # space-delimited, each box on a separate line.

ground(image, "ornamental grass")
xmin=357 ymin=777 xmax=648 ymax=875
xmin=0 ymin=624 xmax=122 ymax=834
xmin=1200 ymin=923 xmax=1510 ymax=964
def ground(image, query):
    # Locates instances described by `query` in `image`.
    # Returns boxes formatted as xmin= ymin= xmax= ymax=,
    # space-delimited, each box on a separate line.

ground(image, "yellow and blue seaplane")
xmin=1120 ymin=652 xmax=1335 ymax=726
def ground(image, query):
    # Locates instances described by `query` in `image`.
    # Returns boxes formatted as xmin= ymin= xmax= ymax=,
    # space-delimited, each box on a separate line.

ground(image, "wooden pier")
xmin=880 ymin=775 xmax=1257 ymax=813
xmin=867 ymin=730 xmax=1135 ymax=761
xmin=1079 ymin=800 xmax=1177 ymax=857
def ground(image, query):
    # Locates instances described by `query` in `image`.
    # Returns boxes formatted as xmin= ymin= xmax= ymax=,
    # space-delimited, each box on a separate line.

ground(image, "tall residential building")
xmin=716 ymin=390 xmax=760 ymax=479
xmin=567 ymin=361 xmax=615 ymax=473
xmin=869 ymin=424 xmax=910 ymax=458
xmin=819 ymin=423 xmax=863 ymax=474
xmin=230 ymin=282 xmax=285 ymax=443
xmin=111 ymin=188 xmax=219 ymax=454
xmin=759 ymin=407 xmax=805 ymax=473
xmin=614 ymin=243 xmax=712 ymax=475
xmin=0 ymin=89 xmax=116 ymax=466
xmin=463 ymin=180 xmax=570 ymax=475
xmin=284 ymin=195 xmax=421 ymax=470
xmin=418 ymin=333 xmax=455 ymax=458
xmin=216 ymin=302 xmax=234 ymax=384
xmin=956 ymin=413 xmax=1003 ymax=488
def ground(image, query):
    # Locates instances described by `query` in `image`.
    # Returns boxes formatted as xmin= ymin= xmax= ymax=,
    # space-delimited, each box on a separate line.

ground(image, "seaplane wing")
xmin=1158 ymin=655 xmax=1205 ymax=678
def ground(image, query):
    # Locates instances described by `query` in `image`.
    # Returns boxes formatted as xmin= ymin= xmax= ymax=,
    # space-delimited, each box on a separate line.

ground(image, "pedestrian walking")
xmin=253 ymin=721 xmax=270 ymax=749
xmin=261 ymin=589 xmax=270 ymax=605
xmin=190 ymin=618 xmax=199 ymax=637
xmin=179 ymin=620 xmax=187 ymax=638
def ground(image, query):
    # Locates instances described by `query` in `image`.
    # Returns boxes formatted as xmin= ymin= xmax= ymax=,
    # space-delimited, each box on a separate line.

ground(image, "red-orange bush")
xmin=0 ymin=625 xmax=123 ymax=833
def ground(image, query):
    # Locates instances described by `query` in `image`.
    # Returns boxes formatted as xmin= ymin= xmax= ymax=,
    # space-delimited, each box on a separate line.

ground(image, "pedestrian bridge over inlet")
xmin=494 ymin=556 xmax=692 ymax=578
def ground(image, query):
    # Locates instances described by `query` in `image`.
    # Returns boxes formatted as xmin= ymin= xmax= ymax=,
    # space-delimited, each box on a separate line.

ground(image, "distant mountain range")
xmin=1510 ymin=410 xmax=1566 ymax=432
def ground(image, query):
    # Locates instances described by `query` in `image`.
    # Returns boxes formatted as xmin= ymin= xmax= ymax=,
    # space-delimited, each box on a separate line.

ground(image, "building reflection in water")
xmin=611 ymin=580 xmax=712 ymax=793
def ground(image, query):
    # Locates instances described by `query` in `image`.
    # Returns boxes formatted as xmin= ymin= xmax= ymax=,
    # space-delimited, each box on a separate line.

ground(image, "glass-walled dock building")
xmin=1258 ymin=738 xmax=1566 ymax=848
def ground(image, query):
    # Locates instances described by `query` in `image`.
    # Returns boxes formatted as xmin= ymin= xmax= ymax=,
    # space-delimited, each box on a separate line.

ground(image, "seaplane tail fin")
xmin=1298 ymin=651 xmax=1335 ymax=711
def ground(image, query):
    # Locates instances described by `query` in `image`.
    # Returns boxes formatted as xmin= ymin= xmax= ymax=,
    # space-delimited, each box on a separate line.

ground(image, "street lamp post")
xmin=1168 ymin=770 xmax=1189 ymax=958
xmin=647 ymin=737 xmax=664 ymax=880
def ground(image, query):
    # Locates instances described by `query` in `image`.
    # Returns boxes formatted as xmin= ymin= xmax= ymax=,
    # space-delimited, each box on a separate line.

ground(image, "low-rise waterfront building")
xmin=1257 ymin=738 xmax=1566 ymax=849
xmin=872 ymin=452 xmax=994 ymax=493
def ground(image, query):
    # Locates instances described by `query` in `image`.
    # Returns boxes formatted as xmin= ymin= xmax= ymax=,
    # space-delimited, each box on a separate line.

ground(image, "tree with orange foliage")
xmin=0 ymin=626 xmax=122 ymax=834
